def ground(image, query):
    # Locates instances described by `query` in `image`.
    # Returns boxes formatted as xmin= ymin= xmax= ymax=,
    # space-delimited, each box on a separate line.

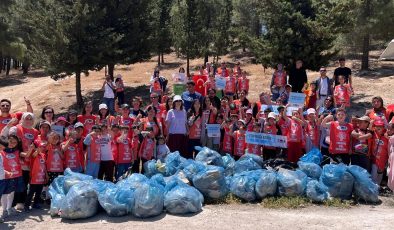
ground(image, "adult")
xmin=317 ymin=95 xmax=337 ymax=116
xmin=162 ymin=97 xmax=173 ymax=137
xmin=216 ymin=61 xmax=229 ymax=77
xmin=102 ymin=75 xmax=116 ymax=115
xmin=233 ymin=61 xmax=242 ymax=76
xmin=65 ymin=109 xmax=78 ymax=138
xmin=201 ymin=96 xmax=218 ymax=149
xmin=314 ymin=67 xmax=333 ymax=108
xmin=207 ymin=88 xmax=221 ymax=110
xmin=130 ymin=97 xmax=146 ymax=118
xmin=252 ymin=92 xmax=272 ymax=118
xmin=1 ymin=98 xmax=33 ymax=132
xmin=165 ymin=95 xmax=188 ymax=157
xmin=147 ymin=93 xmax=165 ymax=121
xmin=270 ymin=63 xmax=288 ymax=101
xmin=39 ymin=106 xmax=56 ymax=124
xmin=149 ymin=68 xmax=168 ymax=99
xmin=203 ymin=62 xmax=213 ymax=75
xmin=77 ymin=101 xmax=96 ymax=135
xmin=97 ymin=103 xmax=113 ymax=127
xmin=365 ymin=96 xmax=389 ymax=122
xmin=114 ymin=74 xmax=125 ymax=106
xmin=288 ymin=60 xmax=308 ymax=93
xmin=139 ymin=106 xmax=162 ymax=138
xmin=181 ymin=81 xmax=202 ymax=112
xmin=187 ymin=99 xmax=203 ymax=158
xmin=333 ymin=57 xmax=352 ymax=88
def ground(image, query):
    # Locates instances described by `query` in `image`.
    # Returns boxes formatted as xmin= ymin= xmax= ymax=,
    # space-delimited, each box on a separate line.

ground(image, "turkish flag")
xmin=193 ymin=74 xmax=208 ymax=97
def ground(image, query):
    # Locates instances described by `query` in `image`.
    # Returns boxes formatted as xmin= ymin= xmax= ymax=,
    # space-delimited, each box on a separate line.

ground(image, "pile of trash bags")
xmin=49 ymin=147 xmax=380 ymax=220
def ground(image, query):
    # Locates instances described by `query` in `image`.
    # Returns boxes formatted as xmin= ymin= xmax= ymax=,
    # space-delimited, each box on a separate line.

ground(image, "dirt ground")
xmin=2 ymin=198 xmax=393 ymax=230
xmin=1 ymin=51 xmax=394 ymax=229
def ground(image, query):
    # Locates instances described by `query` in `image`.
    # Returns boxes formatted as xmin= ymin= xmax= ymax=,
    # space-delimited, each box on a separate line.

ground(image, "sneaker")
xmin=24 ymin=206 xmax=31 ymax=213
xmin=7 ymin=207 xmax=19 ymax=216
xmin=0 ymin=210 xmax=7 ymax=223
xmin=41 ymin=191 xmax=47 ymax=201
xmin=32 ymin=203 xmax=42 ymax=209
xmin=15 ymin=203 xmax=24 ymax=211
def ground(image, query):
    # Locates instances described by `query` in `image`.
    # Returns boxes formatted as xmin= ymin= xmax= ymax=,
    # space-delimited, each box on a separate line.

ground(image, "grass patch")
xmin=260 ymin=196 xmax=312 ymax=209
xmin=205 ymin=194 xmax=243 ymax=205
xmin=322 ymin=198 xmax=355 ymax=208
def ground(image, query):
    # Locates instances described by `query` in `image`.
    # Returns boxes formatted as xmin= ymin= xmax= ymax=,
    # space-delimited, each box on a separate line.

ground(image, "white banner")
xmin=245 ymin=131 xmax=287 ymax=148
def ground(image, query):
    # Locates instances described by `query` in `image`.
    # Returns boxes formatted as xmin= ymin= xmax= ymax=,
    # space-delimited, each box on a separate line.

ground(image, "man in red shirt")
xmin=0 ymin=98 xmax=33 ymax=132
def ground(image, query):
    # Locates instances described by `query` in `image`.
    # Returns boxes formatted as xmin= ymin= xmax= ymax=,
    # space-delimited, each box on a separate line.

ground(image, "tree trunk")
xmin=361 ymin=34 xmax=370 ymax=70
xmin=161 ymin=53 xmax=164 ymax=64
xmin=186 ymin=55 xmax=190 ymax=78
xmin=14 ymin=59 xmax=19 ymax=69
xmin=204 ymin=54 xmax=208 ymax=65
xmin=6 ymin=57 xmax=11 ymax=76
xmin=157 ymin=54 xmax=161 ymax=66
xmin=108 ymin=63 xmax=115 ymax=81
xmin=76 ymin=71 xmax=83 ymax=108
xmin=0 ymin=53 xmax=3 ymax=73
xmin=22 ymin=62 xmax=30 ymax=75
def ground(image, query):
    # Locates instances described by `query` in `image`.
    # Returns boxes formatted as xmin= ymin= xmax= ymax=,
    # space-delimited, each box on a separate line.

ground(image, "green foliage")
xmin=150 ymin=0 xmax=173 ymax=57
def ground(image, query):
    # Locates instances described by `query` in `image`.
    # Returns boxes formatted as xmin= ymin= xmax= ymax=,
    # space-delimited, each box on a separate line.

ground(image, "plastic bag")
xmin=255 ymin=170 xmax=277 ymax=198
xmin=195 ymin=146 xmax=224 ymax=167
xmin=86 ymin=179 xmax=113 ymax=196
xmin=239 ymin=154 xmax=264 ymax=167
xmin=181 ymin=159 xmax=206 ymax=181
xmin=192 ymin=165 xmax=229 ymax=199
xmin=299 ymin=148 xmax=323 ymax=165
xmin=230 ymin=170 xmax=263 ymax=201
xmin=222 ymin=154 xmax=235 ymax=176
xmin=144 ymin=160 xmax=159 ymax=177
xmin=306 ymin=180 xmax=329 ymax=202
xmin=165 ymin=151 xmax=186 ymax=176
xmin=320 ymin=164 xmax=354 ymax=200
xmin=63 ymin=177 xmax=84 ymax=194
xmin=116 ymin=173 xmax=148 ymax=190
xmin=298 ymin=161 xmax=322 ymax=179
xmin=234 ymin=157 xmax=262 ymax=174
xmin=59 ymin=182 xmax=99 ymax=219
xmin=151 ymin=174 xmax=167 ymax=188
xmin=164 ymin=180 xmax=204 ymax=214
xmin=277 ymin=169 xmax=307 ymax=196
xmin=98 ymin=184 xmax=135 ymax=217
xmin=347 ymin=165 xmax=379 ymax=203
xmin=133 ymin=181 xmax=165 ymax=218
xmin=64 ymin=168 xmax=93 ymax=181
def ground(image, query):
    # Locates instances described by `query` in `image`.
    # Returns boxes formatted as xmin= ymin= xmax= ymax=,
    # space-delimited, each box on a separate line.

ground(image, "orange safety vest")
xmin=30 ymin=152 xmax=47 ymax=184
xmin=334 ymin=84 xmax=351 ymax=107
xmin=371 ymin=133 xmax=389 ymax=171
xmin=138 ymin=137 xmax=155 ymax=160
xmin=46 ymin=145 xmax=64 ymax=172
xmin=233 ymin=131 xmax=246 ymax=157
xmin=273 ymin=70 xmax=287 ymax=87
xmin=1 ymin=150 xmax=22 ymax=179
xmin=189 ymin=116 xmax=202 ymax=140
xmin=329 ymin=121 xmax=353 ymax=154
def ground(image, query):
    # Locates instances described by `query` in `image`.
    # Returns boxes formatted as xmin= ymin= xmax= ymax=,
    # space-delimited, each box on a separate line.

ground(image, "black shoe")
xmin=24 ymin=206 xmax=31 ymax=213
xmin=32 ymin=204 xmax=42 ymax=209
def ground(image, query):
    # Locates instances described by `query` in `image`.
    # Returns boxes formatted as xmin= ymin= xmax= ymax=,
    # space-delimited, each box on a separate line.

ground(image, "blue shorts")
xmin=0 ymin=176 xmax=24 ymax=195
xmin=85 ymin=162 xmax=100 ymax=179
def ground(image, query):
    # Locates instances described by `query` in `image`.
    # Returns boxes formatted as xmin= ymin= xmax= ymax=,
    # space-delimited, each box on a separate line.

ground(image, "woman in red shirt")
xmin=187 ymin=99 xmax=203 ymax=158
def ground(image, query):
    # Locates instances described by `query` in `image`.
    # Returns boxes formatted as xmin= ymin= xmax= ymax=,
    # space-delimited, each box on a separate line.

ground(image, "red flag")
xmin=193 ymin=75 xmax=208 ymax=97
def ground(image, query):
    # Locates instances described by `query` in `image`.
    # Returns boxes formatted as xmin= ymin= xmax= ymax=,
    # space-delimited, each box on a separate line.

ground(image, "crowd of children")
xmin=1 ymin=59 xmax=394 ymax=223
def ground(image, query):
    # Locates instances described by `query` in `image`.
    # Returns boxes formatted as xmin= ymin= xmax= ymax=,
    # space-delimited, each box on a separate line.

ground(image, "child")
xmin=232 ymin=120 xmax=247 ymax=160
xmin=220 ymin=118 xmax=234 ymax=155
xmin=83 ymin=125 xmax=102 ymax=178
xmin=237 ymin=71 xmax=250 ymax=95
xmin=322 ymin=108 xmax=353 ymax=165
xmin=156 ymin=136 xmax=170 ymax=162
xmin=62 ymin=130 xmax=84 ymax=173
xmin=387 ymin=123 xmax=394 ymax=191
xmin=25 ymin=141 xmax=47 ymax=211
xmin=333 ymin=75 xmax=353 ymax=108
xmin=131 ymin=123 xmax=142 ymax=173
xmin=138 ymin=126 xmax=156 ymax=174
xmin=304 ymin=108 xmax=321 ymax=153
xmin=303 ymin=82 xmax=317 ymax=109
xmin=224 ymin=72 xmax=236 ymax=97
xmin=350 ymin=116 xmax=372 ymax=170
xmin=282 ymin=108 xmax=306 ymax=163
xmin=277 ymin=84 xmax=292 ymax=105
xmin=97 ymin=125 xmax=115 ymax=182
xmin=262 ymin=112 xmax=279 ymax=160
xmin=115 ymin=126 xmax=133 ymax=180
xmin=46 ymin=132 xmax=64 ymax=186
xmin=246 ymin=122 xmax=262 ymax=157
xmin=370 ymin=119 xmax=389 ymax=185
xmin=0 ymin=136 xmax=25 ymax=222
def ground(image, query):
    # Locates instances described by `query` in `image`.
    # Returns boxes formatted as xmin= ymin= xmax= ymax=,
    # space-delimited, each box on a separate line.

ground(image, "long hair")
xmin=372 ymin=96 xmax=385 ymax=111
xmin=145 ymin=105 xmax=161 ymax=136
xmin=188 ymin=99 xmax=202 ymax=120
xmin=8 ymin=134 xmax=23 ymax=152
xmin=82 ymin=101 xmax=93 ymax=115
xmin=40 ymin=106 xmax=55 ymax=120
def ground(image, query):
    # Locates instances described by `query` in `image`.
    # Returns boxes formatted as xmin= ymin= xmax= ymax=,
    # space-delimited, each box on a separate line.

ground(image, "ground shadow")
xmin=0 ymin=69 xmax=49 ymax=87
xmin=157 ymin=61 xmax=183 ymax=70
xmin=66 ymin=85 xmax=151 ymax=112
xmin=349 ymin=93 xmax=373 ymax=116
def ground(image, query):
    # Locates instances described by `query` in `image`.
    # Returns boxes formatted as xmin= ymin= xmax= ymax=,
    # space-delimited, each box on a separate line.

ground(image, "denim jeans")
xmin=103 ymin=97 xmax=115 ymax=115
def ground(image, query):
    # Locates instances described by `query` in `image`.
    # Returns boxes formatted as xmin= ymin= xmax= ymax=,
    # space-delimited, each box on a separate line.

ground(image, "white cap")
xmin=173 ymin=95 xmax=182 ymax=102
xmin=99 ymin=103 xmax=108 ymax=110
xmin=307 ymin=108 xmax=316 ymax=115
xmin=246 ymin=109 xmax=253 ymax=114
xmin=115 ymin=74 xmax=122 ymax=79
xmin=267 ymin=112 xmax=276 ymax=119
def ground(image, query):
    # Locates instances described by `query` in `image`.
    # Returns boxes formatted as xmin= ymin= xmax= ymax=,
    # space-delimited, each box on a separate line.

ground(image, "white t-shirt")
xmin=99 ymin=134 xmax=113 ymax=161
xmin=319 ymin=77 xmax=328 ymax=96
xmin=104 ymin=82 xmax=115 ymax=98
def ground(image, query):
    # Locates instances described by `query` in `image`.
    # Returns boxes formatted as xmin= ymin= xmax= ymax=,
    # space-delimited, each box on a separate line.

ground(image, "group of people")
xmin=1 ymin=57 xmax=393 ymax=222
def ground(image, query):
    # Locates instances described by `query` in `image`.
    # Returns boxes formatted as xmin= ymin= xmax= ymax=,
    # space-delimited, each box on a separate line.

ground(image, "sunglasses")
xmin=320 ymin=70 xmax=327 ymax=72
xmin=1 ymin=104 xmax=10 ymax=108
xmin=45 ymin=111 xmax=54 ymax=114
xmin=150 ymin=96 xmax=158 ymax=99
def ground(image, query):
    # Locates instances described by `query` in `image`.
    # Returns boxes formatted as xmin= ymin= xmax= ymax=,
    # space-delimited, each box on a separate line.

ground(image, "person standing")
xmin=182 ymin=81 xmax=202 ymax=112
xmin=333 ymin=57 xmax=353 ymax=89
xmin=270 ymin=63 xmax=288 ymax=101
xmin=288 ymin=60 xmax=308 ymax=93
xmin=165 ymin=95 xmax=188 ymax=157
xmin=314 ymin=67 xmax=333 ymax=108
xmin=114 ymin=74 xmax=125 ymax=106
xmin=102 ymin=75 xmax=116 ymax=115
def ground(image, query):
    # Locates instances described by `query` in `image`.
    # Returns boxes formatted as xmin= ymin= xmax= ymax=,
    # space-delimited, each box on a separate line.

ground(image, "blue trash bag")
xmin=63 ymin=177 xmax=85 ymax=194
xmin=277 ymin=169 xmax=308 ymax=196
xmin=192 ymin=165 xmax=229 ymax=199
xmin=299 ymin=148 xmax=323 ymax=165
xmin=164 ymin=179 xmax=204 ymax=214
xmin=306 ymin=180 xmax=329 ymax=202
xmin=49 ymin=175 xmax=66 ymax=195
xmin=320 ymin=164 xmax=354 ymax=200
xmin=64 ymin=168 xmax=93 ymax=181
xmin=144 ymin=160 xmax=159 ymax=177
xmin=239 ymin=154 xmax=264 ymax=167
xmin=225 ymin=176 xmax=232 ymax=189
xmin=59 ymin=182 xmax=99 ymax=219
xmin=347 ymin=165 xmax=379 ymax=203
xmin=195 ymin=146 xmax=224 ymax=167
xmin=98 ymin=183 xmax=135 ymax=217
xmin=222 ymin=154 xmax=235 ymax=176
xmin=181 ymin=159 xmax=206 ymax=181
xmin=151 ymin=174 xmax=167 ymax=188
xmin=165 ymin=151 xmax=186 ymax=176
xmin=133 ymin=181 xmax=165 ymax=218
xmin=85 ymin=179 xmax=113 ymax=196
xmin=298 ymin=161 xmax=322 ymax=179
xmin=116 ymin=173 xmax=149 ymax=189
xmin=230 ymin=170 xmax=263 ymax=201
xmin=234 ymin=157 xmax=262 ymax=174
xmin=255 ymin=170 xmax=277 ymax=199
xmin=48 ymin=176 xmax=66 ymax=216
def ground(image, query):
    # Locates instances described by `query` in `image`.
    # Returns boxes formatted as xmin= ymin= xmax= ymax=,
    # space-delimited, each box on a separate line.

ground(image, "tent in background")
xmin=380 ymin=39 xmax=394 ymax=60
